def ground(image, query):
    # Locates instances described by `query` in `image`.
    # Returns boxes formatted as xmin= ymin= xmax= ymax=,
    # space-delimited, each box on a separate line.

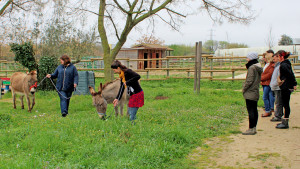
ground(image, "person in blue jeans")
xmin=47 ymin=55 xmax=78 ymax=117
xmin=261 ymin=52 xmax=275 ymax=117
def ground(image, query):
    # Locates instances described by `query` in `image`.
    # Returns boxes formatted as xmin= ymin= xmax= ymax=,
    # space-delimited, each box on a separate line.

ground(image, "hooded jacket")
xmin=51 ymin=63 xmax=79 ymax=92
xmin=279 ymin=59 xmax=297 ymax=90
xmin=270 ymin=62 xmax=281 ymax=91
xmin=243 ymin=61 xmax=263 ymax=101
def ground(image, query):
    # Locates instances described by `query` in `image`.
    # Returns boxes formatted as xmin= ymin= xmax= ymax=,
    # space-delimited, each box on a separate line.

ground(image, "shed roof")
xmin=131 ymin=43 xmax=173 ymax=51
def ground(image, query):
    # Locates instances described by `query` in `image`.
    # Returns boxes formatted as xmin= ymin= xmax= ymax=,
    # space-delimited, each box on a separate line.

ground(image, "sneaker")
xmin=270 ymin=116 xmax=281 ymax=122
xmin=242 ymin=127 xmax=257 ymax=135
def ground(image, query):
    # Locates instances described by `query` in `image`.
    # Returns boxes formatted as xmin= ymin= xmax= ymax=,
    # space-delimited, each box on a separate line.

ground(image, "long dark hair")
xmin=60 ymin=55 xmax=71 ymax=65
xmin=111 ymin=60 xmax=127 ymax=71
xmin=276 ymin=50 xmax=290 ymax=59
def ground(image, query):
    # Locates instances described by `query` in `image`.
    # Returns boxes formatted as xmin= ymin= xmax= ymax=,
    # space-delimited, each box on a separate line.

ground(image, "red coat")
xmin=261 ymin=62 xmax=275 ymax=86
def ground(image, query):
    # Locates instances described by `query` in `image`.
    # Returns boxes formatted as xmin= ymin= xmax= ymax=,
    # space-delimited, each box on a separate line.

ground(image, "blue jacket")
xmin=51 ymin=63 xmax=79 ymax=92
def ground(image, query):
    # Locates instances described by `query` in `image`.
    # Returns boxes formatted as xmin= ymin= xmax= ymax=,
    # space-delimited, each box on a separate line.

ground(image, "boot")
xmin=242 ymin=127 xmax=257 ymax=135
xmin=261 ymin=112 xmax=272 ymax=117
xmin=276 ymin=118 xmax=289 ymax=129
xmin=270 ymin=116 xmax=282 ymax=122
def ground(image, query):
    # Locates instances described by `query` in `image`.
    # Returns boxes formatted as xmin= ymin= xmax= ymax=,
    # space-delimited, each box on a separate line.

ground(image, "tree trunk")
xmin=104 ymin=53 xmax=115 ymax=82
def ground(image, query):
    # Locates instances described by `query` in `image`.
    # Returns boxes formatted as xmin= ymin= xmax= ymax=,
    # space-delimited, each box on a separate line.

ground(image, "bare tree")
xmin=1 ymin=0 xmax=255 ymax=81
xmin=265 ymin=25 xmax=275 ymax=49
xmin=67 ymin=0 xmax=254 ymax=81
xmin=135 ymin=34 xmax=165 ymax=46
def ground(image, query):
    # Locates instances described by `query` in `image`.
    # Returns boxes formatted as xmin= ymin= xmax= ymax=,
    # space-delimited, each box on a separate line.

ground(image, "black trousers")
xmin=245 ymin=99 xmax=258 ymax=128
xmin=281 ymin=89 xmax=291 ymax=118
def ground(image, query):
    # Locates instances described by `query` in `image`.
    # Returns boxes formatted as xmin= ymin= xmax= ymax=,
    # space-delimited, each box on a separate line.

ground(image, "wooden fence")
xmin=1 ymin=55 xmax=300 ymax=80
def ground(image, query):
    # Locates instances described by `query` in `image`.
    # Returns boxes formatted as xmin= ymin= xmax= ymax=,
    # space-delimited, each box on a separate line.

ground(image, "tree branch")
xmin=98 ymin=0 xmax=110 ymax=54
xmin=201 ymin=0 xmax=254 ymax=24
xmin=113 ymin=0 xmax=129 ymax=14
xmin=11 ymin=1 xmax=28 ymax=11
xmin=0 ymin=0 xmax=13 ymax=17
xmin=154 ymin=13 xmax=179 ymax=32
xmin=105 ymin=9 xmax=120 ymax=40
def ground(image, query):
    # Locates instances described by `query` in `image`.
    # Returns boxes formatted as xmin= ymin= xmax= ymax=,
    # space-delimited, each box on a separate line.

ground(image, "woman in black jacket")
xmin=276 ymin=50 xmax=297 ymax=129
xmin=111 ymin=60 xmax=144 ymax=123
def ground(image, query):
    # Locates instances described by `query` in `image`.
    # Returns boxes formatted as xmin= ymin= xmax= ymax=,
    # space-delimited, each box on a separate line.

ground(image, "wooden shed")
xmin=116 ymin=44 xmax=173 ymax=69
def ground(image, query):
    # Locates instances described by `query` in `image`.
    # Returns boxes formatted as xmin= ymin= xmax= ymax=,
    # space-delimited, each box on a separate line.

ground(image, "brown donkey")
xmin=89 ymin=83 xmax=108 ymax=119
xmin=89 ymin=79 xmax=129 ymax=119
xmin=10 ymin=71 xmax=38 ymax=112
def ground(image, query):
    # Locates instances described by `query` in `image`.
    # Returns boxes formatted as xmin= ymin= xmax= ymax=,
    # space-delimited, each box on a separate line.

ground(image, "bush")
xmin=10 ymin=42 xmax=37 ymax=72
xmin=37 ymin=56 xmax=59 ymax=91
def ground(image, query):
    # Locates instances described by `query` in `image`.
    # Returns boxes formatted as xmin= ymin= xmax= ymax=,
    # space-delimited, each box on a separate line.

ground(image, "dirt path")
xmin=190 ymin=91 xmax=300 ymax=169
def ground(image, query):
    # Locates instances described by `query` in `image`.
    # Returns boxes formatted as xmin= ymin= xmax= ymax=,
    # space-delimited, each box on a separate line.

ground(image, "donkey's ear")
xmin=98 ymin=83 xmax=103 ymax=93
xmin=89 ymin=86 xmax=95 ymax=95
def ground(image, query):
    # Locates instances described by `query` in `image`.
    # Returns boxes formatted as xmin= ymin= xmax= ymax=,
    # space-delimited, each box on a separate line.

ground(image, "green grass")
xmin=0 ymin=78 xmax=250 ymax=168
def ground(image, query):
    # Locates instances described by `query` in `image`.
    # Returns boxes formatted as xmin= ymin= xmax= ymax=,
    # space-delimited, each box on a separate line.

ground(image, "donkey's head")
xmin=89 ymin=83 xmax=107 ymax=120
xmin=26 ymin=70 xmax=38 ymax=95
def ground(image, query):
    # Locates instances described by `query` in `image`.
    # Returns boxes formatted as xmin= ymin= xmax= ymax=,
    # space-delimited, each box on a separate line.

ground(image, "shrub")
xmin=37 ymin=56 xmax=59 ymax=91
xmin=10 ymin=42 xmax=37 ymax=72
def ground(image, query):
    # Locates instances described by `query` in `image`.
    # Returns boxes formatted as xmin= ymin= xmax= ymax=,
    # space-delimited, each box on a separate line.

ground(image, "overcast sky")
xmin=123 ymin=0 xmax=300 ymax=48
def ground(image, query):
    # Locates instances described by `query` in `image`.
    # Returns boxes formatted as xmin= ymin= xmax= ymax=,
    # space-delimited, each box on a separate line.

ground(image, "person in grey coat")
xmin=269 ymin=53 xmax=283 ymax=122
xmin=242 ymin=52 xmax=263 ymax=135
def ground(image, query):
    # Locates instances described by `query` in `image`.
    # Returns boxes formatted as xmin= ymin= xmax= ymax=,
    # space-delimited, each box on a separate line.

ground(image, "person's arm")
xmin=113 ymin=80 xmax=125 ymax=106
xmin=73 ymin=66 xmax=79 ymax=87
xmin=243 ymin=67 xmax=255 ymax=93
xmin=47 ymin=67 xmax=58 ymax=79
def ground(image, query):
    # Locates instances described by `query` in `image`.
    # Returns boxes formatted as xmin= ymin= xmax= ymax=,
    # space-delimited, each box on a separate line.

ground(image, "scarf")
xmin=246 ymin=59 xmax=258 ymax=69
xmin=119 ymin=70 xmax=126 ymax=87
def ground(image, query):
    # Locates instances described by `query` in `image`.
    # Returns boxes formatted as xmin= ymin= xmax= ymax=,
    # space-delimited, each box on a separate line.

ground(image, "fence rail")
xmin=1 ymin=55 xmax=300 ymax=81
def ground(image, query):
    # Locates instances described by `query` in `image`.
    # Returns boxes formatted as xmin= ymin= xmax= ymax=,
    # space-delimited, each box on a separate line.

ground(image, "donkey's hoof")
xmin=22 ymin=106 xmax=24 ymax=109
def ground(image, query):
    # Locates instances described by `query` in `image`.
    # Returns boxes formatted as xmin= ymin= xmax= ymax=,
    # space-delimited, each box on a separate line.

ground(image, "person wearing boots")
xmin=270 ymin=53 xmax=283 ymax=122
xmin=261 ymin=52 xmax=275 ymax=117
xmin=276 ymin=50 xmax=297 ymax=129
xmin=242 ymin=52 xmax=263 ymax=135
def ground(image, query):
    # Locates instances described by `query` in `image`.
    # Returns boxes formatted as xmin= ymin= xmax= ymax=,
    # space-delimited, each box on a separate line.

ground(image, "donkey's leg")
xmin=119 ymin=103 xmax=124 ymax=116
xmin=20 ymin=95 xmax=24 ymax=109
xmin=12 ymin=90 xmax=16 ymax=109
xmin=26 ymin=95 xmax=31 ymax=112
xmin=31 ymin=95 xmax=35 ymax=110
xmin=114 ymin=106 xmax=119 ymax=116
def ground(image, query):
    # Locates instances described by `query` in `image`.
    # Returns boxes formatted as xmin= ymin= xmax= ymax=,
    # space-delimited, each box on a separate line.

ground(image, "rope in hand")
xmin=37 ymin=76 xmax=82 ymax=100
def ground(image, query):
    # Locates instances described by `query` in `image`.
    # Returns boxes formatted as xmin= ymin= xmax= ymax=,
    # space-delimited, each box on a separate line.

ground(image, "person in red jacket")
xmin=260 ymin=52 xmax=275 ymax=117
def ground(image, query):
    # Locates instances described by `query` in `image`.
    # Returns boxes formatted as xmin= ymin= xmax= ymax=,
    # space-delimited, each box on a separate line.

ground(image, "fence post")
xmin=232 ymin=70 xmax=235 ymax=81
xmin=167 ymin=58 xmax=170 ymax=78
xmin=194 ymin=42 xmax=198 ymax=92
xmin=147 ymin=70 xmax=149 ymax=79
xmin=196 ymin=41 xmax=202 ymax=94
xmin=210 ymin=58 xmax=213 ymax=79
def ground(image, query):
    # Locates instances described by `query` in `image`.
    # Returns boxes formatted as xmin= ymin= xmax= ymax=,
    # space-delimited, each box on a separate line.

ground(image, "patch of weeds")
xmin=275 ymin=166 xmax=283 ymax=169
xmin=249 ymin=153 xmax=280 ymax=162
xmin=229 ymin=130 xmax=242 ymax=134
xmin=292 ymin=126 xmax=300 ymax=129
xmin=257 ymin=129 xmax=264 ymax=131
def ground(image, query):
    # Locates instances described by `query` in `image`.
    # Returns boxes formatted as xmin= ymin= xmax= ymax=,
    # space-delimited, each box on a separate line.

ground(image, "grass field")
xmin=0 ymin=78 xmax=251 ymax=168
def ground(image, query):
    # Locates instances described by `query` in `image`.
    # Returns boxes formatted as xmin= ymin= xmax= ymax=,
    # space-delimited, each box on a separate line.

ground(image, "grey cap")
xmin=247 ymin=52 xmax=258 ymax=60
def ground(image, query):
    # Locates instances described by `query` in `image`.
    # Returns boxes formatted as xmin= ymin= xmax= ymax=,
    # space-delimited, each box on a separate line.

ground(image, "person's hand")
xmin=294 ymin=86 xmax=297 ymax=90
xmin=74 ymin=84 xmax=77 ymax=88
xmin=123 ymin=82 xmax=126 ymax=86
xmin=113 ymin=99 xmax=118 ymax=107
xmin=46 ymin=74 xmax=51 ymax=78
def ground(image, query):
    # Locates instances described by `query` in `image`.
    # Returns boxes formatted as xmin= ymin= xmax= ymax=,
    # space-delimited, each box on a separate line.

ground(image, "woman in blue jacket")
xmin=47 ymin=55 xmax=79 ymax=117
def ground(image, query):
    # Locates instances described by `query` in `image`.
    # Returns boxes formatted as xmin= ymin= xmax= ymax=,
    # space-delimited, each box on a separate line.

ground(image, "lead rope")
xmin=37 ymin=76 xmax=81 ymax=100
